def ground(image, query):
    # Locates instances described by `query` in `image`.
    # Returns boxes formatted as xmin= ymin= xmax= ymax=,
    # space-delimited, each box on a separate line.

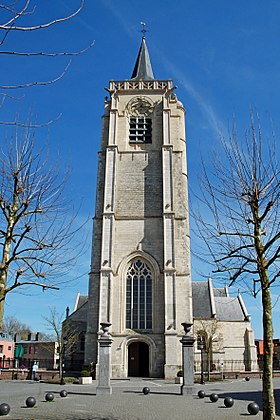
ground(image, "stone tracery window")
xmin=126 ymin=259 xmax=152 ymax=330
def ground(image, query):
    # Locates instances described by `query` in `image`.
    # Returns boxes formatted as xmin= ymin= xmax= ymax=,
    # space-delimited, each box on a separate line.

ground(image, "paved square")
xmin=0 ymin=377 xmax=279 ymax=419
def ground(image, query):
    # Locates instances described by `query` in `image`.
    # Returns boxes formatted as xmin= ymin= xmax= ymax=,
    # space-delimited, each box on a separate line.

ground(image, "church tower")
xmin=85 ymin=35 xmax=192 ymax=379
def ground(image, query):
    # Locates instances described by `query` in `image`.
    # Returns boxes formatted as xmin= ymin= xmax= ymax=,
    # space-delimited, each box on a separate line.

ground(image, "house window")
xmin=0 ymin=345 xmax=3 ymax=353
xmin=126 ymin=259 xmax=152 ymax=330
xmin=129 ymin=117 xmax=152 ymax=143
xmin=8 ymin=346 xmax=11 ymax=351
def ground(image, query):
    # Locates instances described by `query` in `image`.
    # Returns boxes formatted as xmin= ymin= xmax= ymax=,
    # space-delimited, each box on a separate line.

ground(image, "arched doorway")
xmin=128 ymin=341 xmax=149 ymax=377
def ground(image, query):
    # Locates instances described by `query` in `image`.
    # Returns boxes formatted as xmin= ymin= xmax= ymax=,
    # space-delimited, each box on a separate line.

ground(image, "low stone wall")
xmin=0 ymin=369 xmax=61 ymax=381
xmin=194 ymin=370 xmax=280 ymax=381
xmin=1 ymin=368 xmax=280 ymax=381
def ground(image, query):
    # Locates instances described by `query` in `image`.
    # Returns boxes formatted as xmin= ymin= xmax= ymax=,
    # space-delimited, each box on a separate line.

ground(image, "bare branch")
xmin=218 ymin=231 xmax=256 ymax=238
xmin=0 ymin=60 xmax=72 ymax=89
xmin=0 ymin=113 xmax=62 ymax=128
xmin=0 ymin=2 xmax=93 ymax=128
xmin=2 ymin=281 xmax=59 ymax=300
xmin=0 ymin=40 xmax=95 ymax=57
xmin=0 ymin=131 xmax=87 ymax=327
xmin=192 ymin=112 xmax=279 ymax=417
xmin=0 ymin=1 xmax=85 ymax=31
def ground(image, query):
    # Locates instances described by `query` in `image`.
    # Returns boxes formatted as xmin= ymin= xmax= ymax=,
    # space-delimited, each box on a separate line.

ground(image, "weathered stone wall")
xmin=85 ymin=82 xmax=193 ymax=378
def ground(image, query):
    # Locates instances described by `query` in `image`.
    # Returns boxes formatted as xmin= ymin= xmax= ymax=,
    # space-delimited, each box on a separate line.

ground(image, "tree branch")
xmin=2 ymin=281 xmax=59 ymax=301
xmin=0 ymin=60 xmax=71 ymax=89
xmin=0 ymin=1 xmax=85 ymax=31
xmin=0 ymin=41 xmax=95 ymax=57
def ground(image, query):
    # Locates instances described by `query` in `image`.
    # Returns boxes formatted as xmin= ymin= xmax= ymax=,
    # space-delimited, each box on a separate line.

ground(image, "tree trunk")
xmin=0 ymin=294 xmax=4 ymax=330
xmin=59 ymin=355 xmax=62 ymax=377
xmin=262 ymin=283 xmax=275 ymax=420
xmin=0 ymin=188 xmax=18 ymax=329
xmin=0 ymin=270 xmax=8 ymax=330
xmin=207 ymin=351 xmax=211 ymax=381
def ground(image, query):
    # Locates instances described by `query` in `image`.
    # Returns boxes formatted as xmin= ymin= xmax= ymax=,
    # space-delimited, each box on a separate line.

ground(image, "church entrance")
xmin=128 ymin=342 xmax=149 ymax=377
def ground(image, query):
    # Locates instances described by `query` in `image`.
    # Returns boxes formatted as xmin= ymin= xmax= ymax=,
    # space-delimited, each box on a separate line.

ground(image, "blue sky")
xmin=1 ymin=0 xmax=279 ymax=339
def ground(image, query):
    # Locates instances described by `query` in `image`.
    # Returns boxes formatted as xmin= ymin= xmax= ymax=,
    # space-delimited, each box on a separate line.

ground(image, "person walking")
xmin=31 ymin=362 xmax=38 ymax=380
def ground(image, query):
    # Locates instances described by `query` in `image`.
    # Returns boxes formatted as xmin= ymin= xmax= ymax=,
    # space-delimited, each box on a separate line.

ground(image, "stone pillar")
xmin=180 ymin=322 xmax=195 ymax=396
xmin=96 ymin=322 xmax=113 ymax=396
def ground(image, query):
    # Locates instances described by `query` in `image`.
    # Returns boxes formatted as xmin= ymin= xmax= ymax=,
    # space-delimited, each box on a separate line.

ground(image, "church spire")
xmin=131 ymin=26 xmax=154 ymax=81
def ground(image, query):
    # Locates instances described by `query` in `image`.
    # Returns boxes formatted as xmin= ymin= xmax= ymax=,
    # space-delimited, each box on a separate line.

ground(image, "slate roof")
xmin=76 ymin=295 xmax=88 ymax=310
xmin=131 ymin=37 xmax=155 ymax=81
xmin=192 ymin=281 xmax=248 ymax=322
xmin=213 ymin=288 xmax=228 ymax=297
xmin=69 ymin=282 xmax=249 ymax=324
xmin=215 ymin=297 xmax=245 ymax=321
xmin=192 ymin=282 xmax=212 ymax=319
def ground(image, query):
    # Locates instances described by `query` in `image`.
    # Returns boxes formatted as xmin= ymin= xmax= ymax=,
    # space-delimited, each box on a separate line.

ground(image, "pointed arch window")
xmin=126 ymin=259 xmax=152 ymax=330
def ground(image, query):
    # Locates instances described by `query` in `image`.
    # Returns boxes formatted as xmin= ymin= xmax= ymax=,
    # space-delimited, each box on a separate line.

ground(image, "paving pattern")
xmin=0 ymin=377 xmax=279 ymax=419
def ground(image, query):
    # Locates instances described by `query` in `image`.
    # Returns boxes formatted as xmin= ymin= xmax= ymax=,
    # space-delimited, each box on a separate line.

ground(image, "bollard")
xmin=45 ymin=392 xmax=54 ymax=402
xmin=0 ymin=403 xmax=10 ymax=416
xmin=142 ymin=387 xmax=150 ymax=395
xmin=209 ymin=393 xmax=219 ymax=402
xmin=247 ymin=402 xmax=259 ymax=415
xmin=26 ymin=396 xmax=36 ymax=408
xmin=198 ymin=390 xmax=205 ymax=399
xmin=224 ymin=397 xmax=234 ymax=408
xmin=60 ymin=390 xmax=68 ymax=398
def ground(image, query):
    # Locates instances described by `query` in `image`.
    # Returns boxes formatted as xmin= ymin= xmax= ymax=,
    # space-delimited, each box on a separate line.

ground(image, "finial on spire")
xmin=140 ymin=21 xmax=147 ymax=38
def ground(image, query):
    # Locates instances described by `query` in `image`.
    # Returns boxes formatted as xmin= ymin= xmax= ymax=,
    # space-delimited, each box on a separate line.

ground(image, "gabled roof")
xmin=213 ymin=287 xmax=228 ymax=297
xmin=66 ymin=292 xmax=88 ymax=323
xmin=215 ymin=297 xmax=245 ymax=321
xmin=73 ymin=291 xmax=88 ymax=312
xmin=192 ymin=282 xmax=212 ymax=319
xmin=192 ymin=281 xmax=250 ymax=322
xmin=131 ymin=37 xmax=154 ymax=81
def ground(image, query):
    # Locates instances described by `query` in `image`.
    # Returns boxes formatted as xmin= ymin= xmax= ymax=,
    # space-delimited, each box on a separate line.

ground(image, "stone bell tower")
xmin=85 ymin=35 xmax=192 ymax=379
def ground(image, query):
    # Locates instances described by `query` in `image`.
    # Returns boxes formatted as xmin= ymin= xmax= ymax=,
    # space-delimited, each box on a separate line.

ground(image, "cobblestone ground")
xmin=0 ymin=377 xmax=279 ymax=419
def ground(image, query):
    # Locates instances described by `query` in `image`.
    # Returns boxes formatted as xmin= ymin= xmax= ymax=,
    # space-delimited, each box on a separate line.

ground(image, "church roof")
xmin=131 ymin=37 xmax=154 ymax=81
xmin=73 ymin=291 xmax=88 ymax=312
xmin=215 ymin=296 xmax=245 ymax=321
xmin=213 ymin=287 xmax=228 ymax=297
xmin=192 ymin=281 xmax=249 ymax=322
xmin=68 ymin=282 xmax=250 ymax=324
xmin=192 ymin=282 xmax=212 ymax=318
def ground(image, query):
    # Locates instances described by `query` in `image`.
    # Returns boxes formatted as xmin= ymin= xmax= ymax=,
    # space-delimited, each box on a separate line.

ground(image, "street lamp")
xmin=60 ymin=337 xmax=68 ymax=386
xmin=197 ymin=336 xmax=205 ymax=385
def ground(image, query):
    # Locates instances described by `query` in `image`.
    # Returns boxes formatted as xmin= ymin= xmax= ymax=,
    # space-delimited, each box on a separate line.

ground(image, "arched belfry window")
xmin=129 ymin=117 xmax=152 ymax=143
xmin=126 ymin=259 xmax=152 ymax=330
xmin=126 ymin=97 xmax=153 ymax=144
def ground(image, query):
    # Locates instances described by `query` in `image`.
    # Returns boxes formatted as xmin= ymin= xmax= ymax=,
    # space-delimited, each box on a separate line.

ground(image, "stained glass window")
xmin=126 ymin=259 xmax=152 ymax=329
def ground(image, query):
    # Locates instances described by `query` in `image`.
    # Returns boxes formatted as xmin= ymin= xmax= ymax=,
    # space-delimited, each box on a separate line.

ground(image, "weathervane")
xmin=140 ymin=21 xmax=147 ymax=38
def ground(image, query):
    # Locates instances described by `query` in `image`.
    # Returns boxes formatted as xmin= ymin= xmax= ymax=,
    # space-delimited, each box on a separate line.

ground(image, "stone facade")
xmin=69 ymin=38 xmax=258 ymax=380
xmin=84 ymin=39 xmax=192 ymax=379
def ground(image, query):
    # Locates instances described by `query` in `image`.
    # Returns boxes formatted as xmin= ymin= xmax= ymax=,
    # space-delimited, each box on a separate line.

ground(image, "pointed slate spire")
xmin=131 ymin=36 xmax=155 ymax=81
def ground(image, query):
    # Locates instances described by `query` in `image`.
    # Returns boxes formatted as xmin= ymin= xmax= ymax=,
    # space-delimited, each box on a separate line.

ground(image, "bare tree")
xmin=42 ymin=306 xmax=78 ymax=377
xmin=3 ymin=314 xmax=31 ymax=339
xmin=193 ymin=114 xmax=279 ymax=419
xmin=0 ymin=131 xmax=85 ymax=329
xmin=194 ymin=319 xmax=222 ymax=381
xmin=0 ymin=1 xmax=94 ymax=126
